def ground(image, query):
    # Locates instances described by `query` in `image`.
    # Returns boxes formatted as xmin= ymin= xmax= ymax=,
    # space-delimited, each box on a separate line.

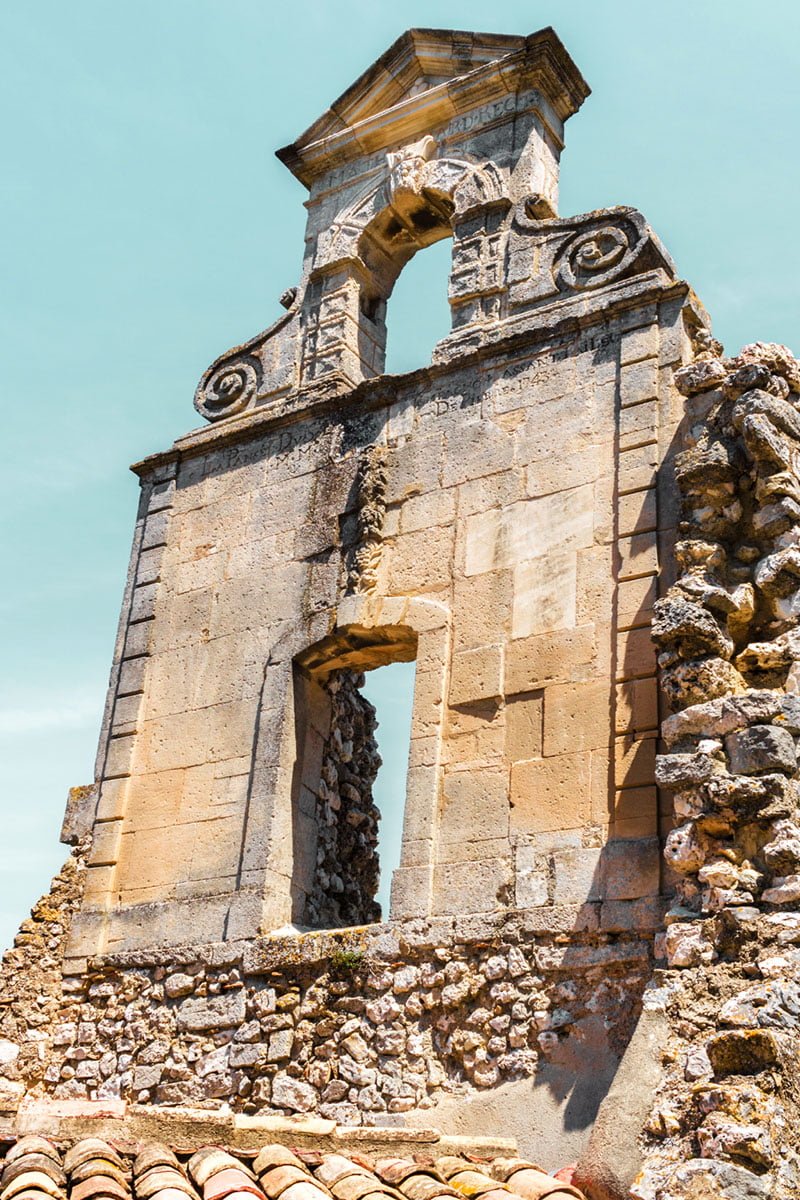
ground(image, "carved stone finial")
xmin=279 ymin=286 xmax=298 ymax=310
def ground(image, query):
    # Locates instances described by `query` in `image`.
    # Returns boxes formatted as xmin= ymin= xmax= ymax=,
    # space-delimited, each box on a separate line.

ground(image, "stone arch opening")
xmin=302 ymin=149 xmax=506 ymax=388
xmin=290 ymin=624 xmax=418 ymax=930
xmin=384 ymin=237 xmax=454 ymax=375
xmin=355 ymin=185 xmax=454 ymax=378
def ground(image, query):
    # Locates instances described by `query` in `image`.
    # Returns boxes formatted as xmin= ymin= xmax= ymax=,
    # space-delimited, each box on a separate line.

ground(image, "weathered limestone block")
xmin=725 ymin=725 xmax=797 ymax=777
xmin=674 ymin=359 xmax=729 ymax=396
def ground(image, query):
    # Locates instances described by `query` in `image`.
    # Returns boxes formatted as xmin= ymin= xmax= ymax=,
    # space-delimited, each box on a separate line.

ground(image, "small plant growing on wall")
xmin=329 ymin=947 xmax=365 ymax=974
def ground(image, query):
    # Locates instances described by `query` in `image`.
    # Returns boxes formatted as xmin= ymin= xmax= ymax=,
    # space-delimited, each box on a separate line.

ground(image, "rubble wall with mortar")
xmin=575 ymin=342 xmax=800 ymax=1200
xmin=302 ymin=669 xmax=383 ymax=929
xmin=0 ymin=842 xmax=88 ymax=1112
xmin=0 ymin=864 xmax=656 ymax=1129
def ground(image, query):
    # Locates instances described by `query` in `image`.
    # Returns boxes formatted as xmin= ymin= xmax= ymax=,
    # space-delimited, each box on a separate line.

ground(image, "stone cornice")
xmin=131 ymin=272 xmax=690 ymax=480
xmin=277 ymin=27 xmax=590 ymax=189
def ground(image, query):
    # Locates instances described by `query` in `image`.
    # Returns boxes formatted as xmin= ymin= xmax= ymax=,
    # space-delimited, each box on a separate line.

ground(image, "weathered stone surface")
xmin=725 ymin=724 xmax=797 ymax=776
xmin=176 ymin=992 xmax=246 ymax=1032
xmin=11 ymin=26 xmax=800 ymax=1195
xmin=662 ymin=1158 xmax=773 ymax=1199
xmin=674 ymin=359 xmax=729 ymax=396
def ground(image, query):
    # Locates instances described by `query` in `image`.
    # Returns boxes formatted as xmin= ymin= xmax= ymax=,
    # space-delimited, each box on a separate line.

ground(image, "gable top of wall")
xmin=276 ymin=26 xmax=590 ymax=188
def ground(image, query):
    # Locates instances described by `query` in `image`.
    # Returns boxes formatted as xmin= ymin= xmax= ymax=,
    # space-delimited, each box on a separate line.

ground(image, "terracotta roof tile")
xmin=1 ymin=1157 xmax=66 ymax=1192
xmin=1 ymin=1173 xmax=65 ymax=1200
xmin=133 ymin=1148 xmax=182 ymax=1177
xmin=251 ymin=1153 xmax=303 ymax=1180
xmin=489 ymin=1162 xmax=581 ymax=1200
xmin=64 ymin=1145 xmax=125 ymax=1178
xmin=0 ymin=1117 xmax=585 ymax=1200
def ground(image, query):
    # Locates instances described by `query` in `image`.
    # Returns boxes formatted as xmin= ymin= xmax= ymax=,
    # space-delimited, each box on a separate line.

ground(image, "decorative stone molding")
xmin=346 ymin=446 xmax=388 ymax=596
xmin=508 ymin=205 xmax=675 ymax=305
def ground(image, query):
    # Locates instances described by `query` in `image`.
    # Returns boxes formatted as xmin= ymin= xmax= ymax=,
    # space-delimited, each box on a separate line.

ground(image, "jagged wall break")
xmin=578 ymin=343 xmax=800 ymax=1200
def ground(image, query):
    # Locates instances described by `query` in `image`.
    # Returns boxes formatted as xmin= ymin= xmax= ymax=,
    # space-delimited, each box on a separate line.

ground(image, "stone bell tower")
xmin=63 ymin=26 xmax=690 ymax=966
xmin=32 ymin=24 xmax=705 ymax=1166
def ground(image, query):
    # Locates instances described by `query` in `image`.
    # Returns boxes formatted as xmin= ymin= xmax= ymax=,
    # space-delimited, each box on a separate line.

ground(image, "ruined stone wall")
xmin=69 ymin=279 xmax=688 ymax=961
xmin=0 ymin=841 xmax=88 ymax=1112
xmin=1 ymin=892 xmax=655 ymax=1162
xmin=575 ymin=343 xmax=800 ymax=1200
xmin=303 ymin=669 xmax=382 ymax=929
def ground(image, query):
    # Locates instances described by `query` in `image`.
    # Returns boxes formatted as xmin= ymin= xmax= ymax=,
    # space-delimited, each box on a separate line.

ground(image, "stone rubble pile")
xmin=304 ymin=669 xmax=383 ymax=930
xmin=633 ymin=341 xmax=800 ymax=1199
xmin=0 ymin=838 xmax=87 ymax=1113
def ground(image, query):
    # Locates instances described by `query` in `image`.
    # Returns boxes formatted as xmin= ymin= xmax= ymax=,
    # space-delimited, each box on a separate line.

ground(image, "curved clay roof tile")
xmin=371 ymin=1165 xmax=445 ymax=1189
xmin=312 ymin=1160 xmax=363 ymax=1191
xmin=6 ymin=1190 xmax=65 ymax=1200
xmin=204 ymin=1171 xmax=264 ymax=1200
xmin=427 ymin=1164 xmax=466 ymax=1185
xmin=64 ymin=1147 xmax=125 ymax=1179
xmin=134 ymin=1167 xmax=195 ymax=1200
xmin=252 ymin=1153 xmax=303 ymax=1181
xmin=188 ymin=1154 xmax=255 ymax=1191
xmin=4 ymin=1142 xmax=61 ymax=1169
xmin=278 ymin=1182 xmax=332 ymax=1200
xmin=133 ymin=1148 xmax=181 ymax=1179
xmin=258 ymin=1165 xmax=311 ymax=1200
xmin=70 ymin=1176 xmax=130 ymax=1200
xmin=1 ymin=1171 xmax=64 ymax=1200
xmin=483 ymin=1165 xmax=545 ymax=1187
xmin=395 ymin=1177 xmax=459 ymax=1200
xmin=69 ymin=1162 xmax=129 ymax=1189
xmin=328 ymin=1177 xmax=396 ymax=1200
xmin=1 ymin=1158 xmax=66 ymax=1191
xmin=442 ymin=1169 xmax=506 ymax=1198
xmin=135 ymin=1190 xmax=192 ymax=1200
xmin=500 ymin=1170 xmax=584 ymax=1200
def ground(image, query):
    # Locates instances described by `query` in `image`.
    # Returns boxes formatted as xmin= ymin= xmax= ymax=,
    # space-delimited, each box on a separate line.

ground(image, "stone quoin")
xmin=3 ymin=25 xmax=800 ymax=1200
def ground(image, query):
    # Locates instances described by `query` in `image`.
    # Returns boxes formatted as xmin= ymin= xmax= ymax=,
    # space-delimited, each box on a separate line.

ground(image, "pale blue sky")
xmin=2 ymin=1 xmax=799 ymax=950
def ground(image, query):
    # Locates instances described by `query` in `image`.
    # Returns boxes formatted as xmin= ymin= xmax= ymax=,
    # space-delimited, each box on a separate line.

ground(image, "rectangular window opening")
xmin=291 ymin=655 xmax=416 ymax=931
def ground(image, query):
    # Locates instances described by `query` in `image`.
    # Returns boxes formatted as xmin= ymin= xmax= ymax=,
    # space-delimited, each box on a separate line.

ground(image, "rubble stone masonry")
xmin=7 ymin=25 xmax=800 ymax=1200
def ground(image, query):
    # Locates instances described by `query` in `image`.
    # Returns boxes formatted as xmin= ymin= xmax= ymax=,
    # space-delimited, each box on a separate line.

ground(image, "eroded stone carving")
xmin=196 ymin=357 xmax=261 ymax=421
xmin=505 ymin=205 xmax=675 ymax=316
xmin=386 ymin=135 xmax=438 ymax=203
xmin=346 ymin=446 xmax=388 ymax=596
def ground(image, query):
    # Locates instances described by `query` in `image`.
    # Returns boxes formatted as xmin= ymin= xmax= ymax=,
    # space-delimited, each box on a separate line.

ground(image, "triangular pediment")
xmin=300 ymin=29 xmax=527 ymax=142
xmin=277 ymin=27 xmax=589 ymax=187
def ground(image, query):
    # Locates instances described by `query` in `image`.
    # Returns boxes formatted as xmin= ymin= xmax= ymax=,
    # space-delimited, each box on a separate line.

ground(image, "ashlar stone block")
xmin=510 ymin=752 xmax=592 ymax=834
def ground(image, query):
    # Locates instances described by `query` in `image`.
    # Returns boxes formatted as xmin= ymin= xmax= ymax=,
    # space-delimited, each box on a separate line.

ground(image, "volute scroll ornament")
xmin=553 ymin=214 xmax=649 ymax=291
xmin=193 ymin=286 xmax=302 ymax=422
xmin=194 ymin=356 xmax=261 ymax=422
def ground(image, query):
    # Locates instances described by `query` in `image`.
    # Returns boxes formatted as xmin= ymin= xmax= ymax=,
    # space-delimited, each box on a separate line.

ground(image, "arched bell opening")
xmin=356 ymin=189 xmax=455 ymax=378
